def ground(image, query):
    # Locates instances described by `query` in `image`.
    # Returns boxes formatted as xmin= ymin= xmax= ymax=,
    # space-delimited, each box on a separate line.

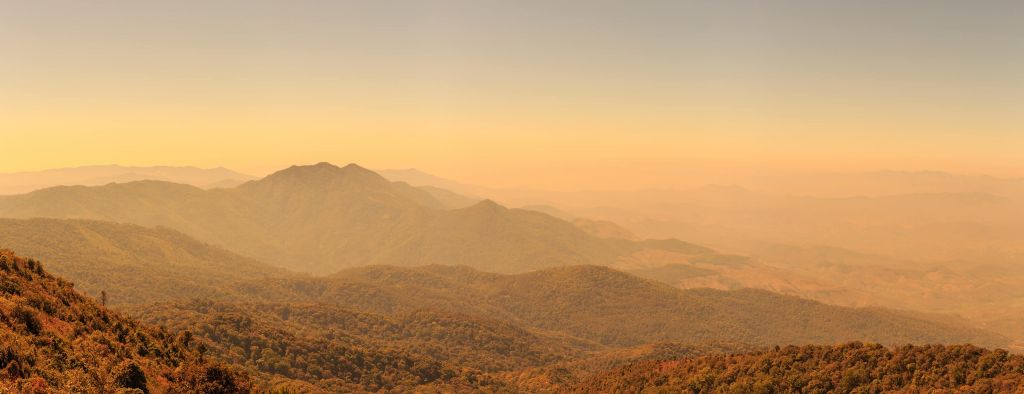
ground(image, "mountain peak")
xmin=470 ymin=199 xmax=506 ymax=211
xmin=313 ymin=161 xmax=340 ymax=169
xmin=257 ymin=162 xmax=388 ymax=187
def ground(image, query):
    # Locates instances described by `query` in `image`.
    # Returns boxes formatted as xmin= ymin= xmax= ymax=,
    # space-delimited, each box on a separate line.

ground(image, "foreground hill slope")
xmin=0 ymin=162 xmax=727 ymax=274
xmin=231 ymin=264 xmax=1009 ymax=349
xmin=571 ymin=342 xmax=1024 ymax=393
xmin=0 ymin=218 xmax=289 ymax=305
xmin=0 ymin=249 xmax=250 ymax=393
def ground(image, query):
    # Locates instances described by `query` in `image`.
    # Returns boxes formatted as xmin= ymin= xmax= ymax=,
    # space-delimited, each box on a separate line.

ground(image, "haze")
xmin=3 ymin=0 xmax=1023 ymax=190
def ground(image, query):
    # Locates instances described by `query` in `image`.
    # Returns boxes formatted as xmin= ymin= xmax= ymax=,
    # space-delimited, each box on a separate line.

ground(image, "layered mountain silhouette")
xmin=0 ymin=165 xmax=254 ymax=195
xmin=0 ymin=162 xmax=726 ymax=274
xmin=7 ymin=217 xmax=999 ymax=350
xmin=1 ymin=215 xmax=1014 ymax=391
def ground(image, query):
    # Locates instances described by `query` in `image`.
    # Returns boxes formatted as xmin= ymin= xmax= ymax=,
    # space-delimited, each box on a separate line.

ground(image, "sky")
xmin=2 ymin=0 xmax=1022 ymax=189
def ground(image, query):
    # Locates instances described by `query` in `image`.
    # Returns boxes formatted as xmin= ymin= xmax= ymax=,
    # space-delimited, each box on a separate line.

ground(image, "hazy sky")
xmin=2 ymin=1 xmax=1022 ymax=189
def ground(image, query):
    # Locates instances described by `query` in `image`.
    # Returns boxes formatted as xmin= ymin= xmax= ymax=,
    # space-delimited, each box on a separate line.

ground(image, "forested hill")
xmin=571 ymin=342 xmax=1024 ymax=393
xmin=0 ymin=249 xmax=250 ymax=393
xmin=0 ymin=162 xmax=729 ymax=274
xmin=130 ymin=300 xmax=565 ymax=392
xmin=231 ymin=264 xmax=1009 ymax=349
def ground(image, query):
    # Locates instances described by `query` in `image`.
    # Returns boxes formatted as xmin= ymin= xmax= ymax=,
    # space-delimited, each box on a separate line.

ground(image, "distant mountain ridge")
xmin=0 ymin=164 xmax=255 ymax=195
xmin=0 ymin=162 xmax=733 ymax=274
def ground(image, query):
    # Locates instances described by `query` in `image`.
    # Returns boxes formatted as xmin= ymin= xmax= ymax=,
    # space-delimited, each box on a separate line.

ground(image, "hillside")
xmin=0 ymin=162 xmax=734 ymax=274
xmin=501 ymin=342 xmax=751 ymax=393
xmin=230 ymin=264 xmax=1009 ymax=349
xmin=0 ymin=218 xmax=290 ymax=305
xmin=571 ymin=342 xmax=1024 ymax=393
xmin=131 ymin=300 xmax=578 ymax=392
xmin=0 ymin=249 xmax=250 ymax=392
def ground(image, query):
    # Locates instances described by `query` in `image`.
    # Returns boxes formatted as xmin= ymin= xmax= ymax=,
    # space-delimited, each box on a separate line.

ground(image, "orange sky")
xmin=2 ymin=1 xmax=1022 ymax=189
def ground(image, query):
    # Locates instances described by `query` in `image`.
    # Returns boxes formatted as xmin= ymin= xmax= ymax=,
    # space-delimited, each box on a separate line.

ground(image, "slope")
xmin=0 ymin=249 xmax=250 ymax=393
xmin=231 ymin=264 xmax=1009 ymax=349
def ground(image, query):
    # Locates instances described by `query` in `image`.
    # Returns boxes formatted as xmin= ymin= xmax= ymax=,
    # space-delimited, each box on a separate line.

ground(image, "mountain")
xmin=0 ymin=162 xmax=739 ymax=274
xmin=0 ymin=165 xmax=255 ymax=195
xmin=229 ymin=264 xmax=1009 ymax=349
xmin=571 ymin=342 xmax=1024 ymax=393
xmin=0 ymin=249 xmax=251 ymax=392
xmin=0 ymin=218 xmax=290 ymax=305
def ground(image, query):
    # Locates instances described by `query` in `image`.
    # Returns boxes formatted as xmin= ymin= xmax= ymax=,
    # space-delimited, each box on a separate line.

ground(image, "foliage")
xmin=131 ymin=299 xmax=577 ymax=392
xmin=233 ymin=264 xmax=1008 ymax=349
xmin=0 ymin=249 xmax=251 ymax=393
xmin=570 ymin=342 xmax=1024 ymax=393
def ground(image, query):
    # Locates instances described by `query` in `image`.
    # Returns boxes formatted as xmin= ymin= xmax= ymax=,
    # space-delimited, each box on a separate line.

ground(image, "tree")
xmin=113 ymin=361 xmax=148 ymax=393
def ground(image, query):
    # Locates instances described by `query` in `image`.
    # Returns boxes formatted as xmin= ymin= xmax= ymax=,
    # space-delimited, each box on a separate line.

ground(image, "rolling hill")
xmin=130 ymin=299 xmax=576 ymax=392
xmin=0 ymin=244 xmax=1011 ymax=392
xmin=229 ymin=264 xmax=1009 ymax=349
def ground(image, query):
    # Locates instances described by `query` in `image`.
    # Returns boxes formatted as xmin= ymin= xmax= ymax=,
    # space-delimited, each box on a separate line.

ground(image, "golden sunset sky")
xmin=2 ymin=1 xmax=1022 ymax=189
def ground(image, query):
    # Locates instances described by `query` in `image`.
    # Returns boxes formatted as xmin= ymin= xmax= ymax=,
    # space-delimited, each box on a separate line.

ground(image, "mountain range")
xmin=0 ymin=165 xmax=255 ymax=195
xmin=0 ymin=162 xmax=728 ymax=275
xmin=1 ymin=162 xmax=1021 ymax=392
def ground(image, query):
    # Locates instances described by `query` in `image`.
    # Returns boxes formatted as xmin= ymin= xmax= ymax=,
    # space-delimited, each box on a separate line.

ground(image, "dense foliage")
xmin=232 ymin=264 xmax=1008 ymax=349
xmin=502 ymin=342 xmax=751 ymax=393
xmin=571 ymin=342 xmax=1024 ymax=393
xmin=0 ymin=249 xmax=250 ymax=393
xmin=131 ymin=299 xmax=583 ymax=392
